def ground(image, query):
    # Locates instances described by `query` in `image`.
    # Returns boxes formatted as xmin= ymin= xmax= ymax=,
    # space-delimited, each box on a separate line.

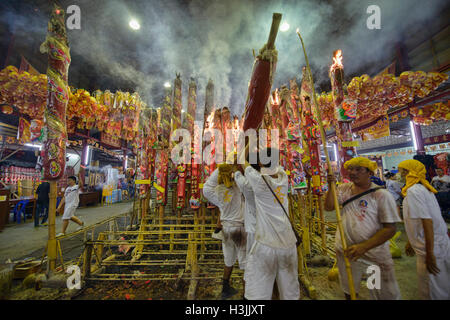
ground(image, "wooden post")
xmin=318 ymin=196 xmax=326 ymax=254
xmin=47 ymin=181 xmax=57 ymax=273
xmin=169 ymin=226 xmax=174 ymax=252
xmin=83 ymin=243 xmax=93 ymax=278
xmin=159 ymin=205 xmax=164 ymax=240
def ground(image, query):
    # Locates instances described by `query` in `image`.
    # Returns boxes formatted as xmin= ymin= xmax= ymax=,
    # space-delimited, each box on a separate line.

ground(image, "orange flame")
xmin=205 ymin=110 xmax=215 ymax=131
xmin=330 ymin=50 xmax=343 ymax=72
xmin=270 ymin=89 xmax=280 ymax=105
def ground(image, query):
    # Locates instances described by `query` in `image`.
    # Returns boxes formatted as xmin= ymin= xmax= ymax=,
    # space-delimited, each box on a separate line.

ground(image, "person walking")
xmin=398 ymin=159 xmax=450 ymax=300
xmin=56 ymin=170 xmax=84 ymax=237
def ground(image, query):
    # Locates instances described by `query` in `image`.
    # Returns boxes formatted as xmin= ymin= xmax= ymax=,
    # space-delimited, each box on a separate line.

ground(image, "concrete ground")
xmin=0 ymin=201 xmax=133 ymax=263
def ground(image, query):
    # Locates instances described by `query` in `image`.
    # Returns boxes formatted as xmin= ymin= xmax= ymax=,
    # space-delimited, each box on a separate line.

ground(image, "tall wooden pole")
xmin=47 ymin=181 xmax=57 ymax=272
xmin=296 ymin=29 xmax=356 ymax=300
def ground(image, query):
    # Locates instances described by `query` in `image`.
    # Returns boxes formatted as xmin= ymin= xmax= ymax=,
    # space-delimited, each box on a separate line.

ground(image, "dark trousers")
xmin=35 ymin=202 xmax=49 ymax=226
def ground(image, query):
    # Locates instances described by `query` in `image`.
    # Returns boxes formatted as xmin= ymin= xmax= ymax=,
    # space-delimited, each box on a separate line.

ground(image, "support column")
xmin=412 ymin=121 xmax=425 ymax=155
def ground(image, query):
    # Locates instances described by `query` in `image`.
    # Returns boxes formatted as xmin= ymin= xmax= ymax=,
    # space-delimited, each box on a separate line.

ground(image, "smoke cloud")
xmin=1 ymin=0 xmax=448 ymax=121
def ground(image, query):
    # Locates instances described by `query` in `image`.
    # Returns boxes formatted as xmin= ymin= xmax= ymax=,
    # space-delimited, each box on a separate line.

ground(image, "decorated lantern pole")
xmin=221 ymin=107 xmax=233 ymax=159
xmin=175 ymin=77 xmax=196 ymax=210
xmin=170 ymin=74 xmax=183 ymax=212
xmin=279 ymin=85 xmax=295 ymax=186
xmin=329 ymin=50 xmax=357 ymax=179
xmin=299 ymin=66 xmax=324 ymax=256
xmin=156 ymin=87 xmax=173 ymax=226
xmin=185 ymin=79 xmax=202 ymax=210
xmin=297 ymin=29 xmax=357 ymax=300
xmin=40 ymin=4 xmax=71 ymax=273
xmin=289 ymin=78 xmax=307 ymax=190
xmin=201 ymin=79 xmax=215 ymax=219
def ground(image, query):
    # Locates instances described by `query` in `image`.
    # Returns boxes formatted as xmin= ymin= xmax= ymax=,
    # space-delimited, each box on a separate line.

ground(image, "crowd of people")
xmin=203 ymin=150 xmax=450 ymax=300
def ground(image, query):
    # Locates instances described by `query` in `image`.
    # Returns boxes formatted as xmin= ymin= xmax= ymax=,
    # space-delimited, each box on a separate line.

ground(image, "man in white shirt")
xmin=239 ymin=147 xmax=300 ymax=300
xmin=203 ymin=164 xmax=246 ymax=300
xmin=431 ymin=168 xmax=450 ymax=192
xmin=56 ymin=171 xmax=84 ymax=237
xmin=398 ymin=160 xmax=450 ymax=300
xmin=325 ymin=157 xmax=401 ymax=300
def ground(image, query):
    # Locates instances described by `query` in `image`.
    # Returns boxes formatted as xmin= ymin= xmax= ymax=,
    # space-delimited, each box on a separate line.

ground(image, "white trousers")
xmin=336 ymin=250 xmax=401 ymax=300
xmin=222 ymin=225 xmax=247 ymax=269
xmin=244 ymin=241 xmax=300 ymax=300
xmin=416 ymin=251 xmax=450 ymax=300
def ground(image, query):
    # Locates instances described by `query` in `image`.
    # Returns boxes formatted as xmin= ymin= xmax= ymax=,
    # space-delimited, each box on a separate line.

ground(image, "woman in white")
xmin=398 ymin=159 xmax=450 ymax=300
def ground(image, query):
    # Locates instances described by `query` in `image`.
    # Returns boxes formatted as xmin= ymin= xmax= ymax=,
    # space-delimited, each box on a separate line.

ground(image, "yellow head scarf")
xmin=343 ymin=157 xmax=378 ymax=172
xmin=218 ymin=163 xmax=234 ymax=188
xmin=398 ymin=159 xmax=437 ymax=197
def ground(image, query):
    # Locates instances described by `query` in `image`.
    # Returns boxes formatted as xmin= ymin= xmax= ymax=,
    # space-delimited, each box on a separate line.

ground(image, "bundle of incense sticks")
xmin=300 ymin=67 xmax=325 ymax=195
xmin=156 ymin=87 xmax=173 ymax=205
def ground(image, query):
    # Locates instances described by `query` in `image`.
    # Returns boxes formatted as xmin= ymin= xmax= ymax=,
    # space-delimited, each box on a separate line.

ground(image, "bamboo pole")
xmin=318 ymin=196 xmax=327 ymax=254
xmin=47 ymin=181 xmax=57 ymax=273
xmin=296 ymin=29 xmax=357 ymax=300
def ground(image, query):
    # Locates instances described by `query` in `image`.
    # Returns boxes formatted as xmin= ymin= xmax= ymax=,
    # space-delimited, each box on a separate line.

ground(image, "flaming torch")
xmin=329 ymin=50 xmax=357 ymax=178
xmin=297 ymin=28 xmax=357 ymax=300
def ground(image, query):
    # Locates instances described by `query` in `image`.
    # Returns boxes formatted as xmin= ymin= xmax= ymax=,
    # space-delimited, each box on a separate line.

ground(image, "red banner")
xmin=424 ymin=134 xmax=450 ymax=145
xmin=101 ymin=132 xmax=122 ymax=148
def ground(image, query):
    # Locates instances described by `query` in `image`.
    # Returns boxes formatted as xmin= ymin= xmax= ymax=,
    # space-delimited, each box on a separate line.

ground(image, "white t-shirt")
xmin=234 ymin=171 xmax=256 ymax=234
xmin=402 ymin=183 xmax=450 ymax=258
xmin=335 ymin=182 xmax=401 ymax=264
xmin=203 ymin=169 xmax=244 ymax=226
xmin=385 ymin=179 xmax=402 ymax=201
xmin=64 ymin=185 xmax=80 ymax=208
xmin=431 ymin=175 xmax=450 ymax=192
xmin=244 ymin=166 xmax=296 ymax=249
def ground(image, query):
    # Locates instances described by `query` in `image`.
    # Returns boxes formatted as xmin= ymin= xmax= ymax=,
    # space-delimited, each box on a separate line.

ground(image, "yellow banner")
xmin=135 ymin=180 xmax=165 ymax=193
xmin=342 ymin=140 xmax=360 ymax=147
xmin=360 ymin=116 xmax=390 ymax=141
xmin=135 ymin=180 xmax=151 ymax=184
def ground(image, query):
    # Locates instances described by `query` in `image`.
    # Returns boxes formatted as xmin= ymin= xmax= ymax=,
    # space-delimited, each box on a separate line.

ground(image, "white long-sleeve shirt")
xmin=244 ymin=166 xmax=296 ymax=249
xmin=403 ymin=183 xmax=450 ymax=258
xmin=234 ymin=171 xmax=256 ymax=234
xmin=202 ymin=169 xmax=244 ymax=226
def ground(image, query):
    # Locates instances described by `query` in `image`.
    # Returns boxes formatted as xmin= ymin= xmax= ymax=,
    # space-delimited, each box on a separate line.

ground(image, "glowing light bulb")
xmin=164 ymin=82 xmax=171 ymax=88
